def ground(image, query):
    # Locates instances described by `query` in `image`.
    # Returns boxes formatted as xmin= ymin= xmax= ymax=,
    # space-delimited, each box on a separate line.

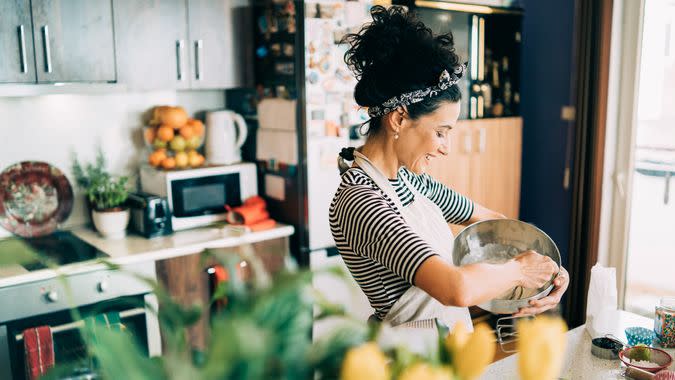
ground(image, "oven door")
xmin=170 ymin=173 xmax=243 ymax=218
xmin=0 ymin=293 xmax=160 ymax=380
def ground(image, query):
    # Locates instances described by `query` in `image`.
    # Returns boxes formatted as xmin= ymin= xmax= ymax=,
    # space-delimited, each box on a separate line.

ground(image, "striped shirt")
xmin=329 ymin=167 xmax=474 ymax=319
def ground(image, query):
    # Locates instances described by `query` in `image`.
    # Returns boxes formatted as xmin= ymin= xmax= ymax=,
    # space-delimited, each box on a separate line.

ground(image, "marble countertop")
xmin=0 ymin=224 xmax=294 ymax=288
xmin=481 ymin=310 xmax=675 ymax=379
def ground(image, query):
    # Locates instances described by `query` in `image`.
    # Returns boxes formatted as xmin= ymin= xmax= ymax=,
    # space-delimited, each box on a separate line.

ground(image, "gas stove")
xmin=0 ymin=230 xmax=108 ymax=272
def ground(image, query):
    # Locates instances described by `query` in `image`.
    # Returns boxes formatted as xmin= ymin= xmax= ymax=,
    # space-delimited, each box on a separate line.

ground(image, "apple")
xmin=153 ymin=138 xmax=167 ymax=149
xmin=169 ymin=136 xmax=186 ymax=152
xmin=186 ymin=135 xmax=202 ymax=150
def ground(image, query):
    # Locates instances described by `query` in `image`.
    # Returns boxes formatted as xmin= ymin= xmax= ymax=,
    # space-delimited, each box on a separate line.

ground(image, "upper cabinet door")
xmin=0 ymin=0 xmax=36 ymax=83
xmin=31 ymin=0 xmax=115 ymax=83
xmin=187 ymin=0 xmax=241 ymax=89
xmin=113 ymin=0 xmax=189 ymax=91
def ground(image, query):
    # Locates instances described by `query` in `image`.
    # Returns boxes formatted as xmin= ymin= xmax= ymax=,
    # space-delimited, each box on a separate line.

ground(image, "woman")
xmin=329 ymin=6 xmax=569 ymax=329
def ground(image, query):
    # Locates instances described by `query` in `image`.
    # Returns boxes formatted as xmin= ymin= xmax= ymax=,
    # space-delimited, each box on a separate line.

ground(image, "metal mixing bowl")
xmin=452 ymin=219 xmax=562 ymax=314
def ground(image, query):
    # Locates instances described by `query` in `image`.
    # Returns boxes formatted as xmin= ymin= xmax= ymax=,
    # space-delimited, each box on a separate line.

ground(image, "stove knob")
xmin=45 ymin=290 xmax=58 ymax=303
xmin=97 ymin=281 xmax=108 ymax=293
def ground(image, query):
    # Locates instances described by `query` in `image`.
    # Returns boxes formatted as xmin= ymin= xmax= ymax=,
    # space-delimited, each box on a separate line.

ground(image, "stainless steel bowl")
xmin=452 ymin=219 xmax=562 ymax=314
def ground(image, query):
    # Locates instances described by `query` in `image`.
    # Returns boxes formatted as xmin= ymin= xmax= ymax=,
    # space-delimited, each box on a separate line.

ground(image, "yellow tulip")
xmin=444 ymin=321 xmax=471 ymax=356
xmin=398 ymin=362 xmax=454 ymax=380
xmin=517 ymin=316 xmax=567 ymax=380
xmin=340 ymin=342 xmax=389 ymax=380
xmin=452 ymin=323 xmax=496 ymax=380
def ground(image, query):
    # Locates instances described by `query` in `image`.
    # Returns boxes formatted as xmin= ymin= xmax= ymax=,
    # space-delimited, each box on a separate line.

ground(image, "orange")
xmin=187 ymin=119 xmax=205 ymax=136
xmin=161 ymin=156 xmax=176 ymax=170
xmin=143 ymin=127 xmax=156 ymax=145
xmin=157 ymin=125 xmax=174 ymax=142
xmin=175 ymin=151 xmax=189 ymax=168
xmin=148 ymin=149 xmax=167 ymax=167
xmin=179 ymin=125 xmax=195 ymax=139
xmin=188 ymin=153 xmax=204 ymax=167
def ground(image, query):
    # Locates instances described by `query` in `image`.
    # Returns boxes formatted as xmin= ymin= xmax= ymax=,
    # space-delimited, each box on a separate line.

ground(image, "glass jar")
xmin=655 ymin=297 xmax=675 ymax=348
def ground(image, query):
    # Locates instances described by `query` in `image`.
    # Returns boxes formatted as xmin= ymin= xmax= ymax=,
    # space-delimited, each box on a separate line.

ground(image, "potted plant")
xmin=72 ymin=150 xmax=130 ymax=239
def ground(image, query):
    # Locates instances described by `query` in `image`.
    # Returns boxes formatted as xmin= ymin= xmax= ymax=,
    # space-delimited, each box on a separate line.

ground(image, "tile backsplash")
xmin=0 ymin=90 xmax=225 ymax=237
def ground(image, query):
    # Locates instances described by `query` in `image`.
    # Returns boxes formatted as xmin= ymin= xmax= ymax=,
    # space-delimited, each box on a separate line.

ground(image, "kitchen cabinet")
xmin=0 ymin=0 xmax=36 ymax=83
xmin=31 ymin=0 xmax=116 ymax=83
xmin=113 ymin=0 xmax=189 ymax=90
xmin=428 ymin=117 xmax=522 ymax=219
xmin=114 ymin=0 xmax=244 ymax=90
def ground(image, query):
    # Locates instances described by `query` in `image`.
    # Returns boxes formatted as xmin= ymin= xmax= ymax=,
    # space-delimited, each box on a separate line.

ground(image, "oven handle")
xmin=14 ymin=307 xmax=147 ymax=342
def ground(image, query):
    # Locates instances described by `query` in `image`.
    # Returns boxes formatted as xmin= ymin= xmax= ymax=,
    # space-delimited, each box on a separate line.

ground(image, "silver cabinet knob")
xmin=97 ymin=281 xmax=108 ymax=293
xmin=45 ymin=290 xmax=58 ymax=303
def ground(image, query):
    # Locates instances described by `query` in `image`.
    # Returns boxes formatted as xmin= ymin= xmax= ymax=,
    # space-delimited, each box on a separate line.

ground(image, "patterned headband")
xmin=366 ymin=63 xmax=467 ymax=118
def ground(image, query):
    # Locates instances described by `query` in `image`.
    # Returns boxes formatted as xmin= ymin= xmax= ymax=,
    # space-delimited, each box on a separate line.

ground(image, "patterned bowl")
xmin=625 ymin=326 xmax=657 ymax=346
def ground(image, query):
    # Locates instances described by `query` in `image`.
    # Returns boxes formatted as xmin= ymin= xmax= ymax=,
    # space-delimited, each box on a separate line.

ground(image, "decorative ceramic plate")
xmin=0 ymin=161 xmax=73 ymax=237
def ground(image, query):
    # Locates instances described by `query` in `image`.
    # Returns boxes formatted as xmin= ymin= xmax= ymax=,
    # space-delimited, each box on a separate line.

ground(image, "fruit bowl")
xmin=143 ymin=107 xmax=207 ymax=170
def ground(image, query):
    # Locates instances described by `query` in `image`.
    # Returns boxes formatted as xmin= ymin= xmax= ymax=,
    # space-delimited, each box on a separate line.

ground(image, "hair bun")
xmin=339 ymin=147 xmax=355 ymax=161
xmin=342 ymin=6 xmax=460 ymax=109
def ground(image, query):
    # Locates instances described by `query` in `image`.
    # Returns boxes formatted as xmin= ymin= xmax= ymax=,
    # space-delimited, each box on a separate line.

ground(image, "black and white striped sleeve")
xmin=403 ymin=169 xmax=474 ymax=224
xmin=331 ymin=184 xmax=438 ymax=284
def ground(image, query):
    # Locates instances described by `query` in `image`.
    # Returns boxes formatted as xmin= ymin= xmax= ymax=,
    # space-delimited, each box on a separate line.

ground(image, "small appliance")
xmin=127 ymin=192 xmax=173 ymax=238
xmin=205 ymin=110 xmax=248 ymax=165
xmin=139 ymin=163 xmax=258 ymax=231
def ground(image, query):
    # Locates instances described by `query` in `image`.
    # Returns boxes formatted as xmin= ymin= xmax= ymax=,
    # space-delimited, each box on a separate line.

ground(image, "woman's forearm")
xmin=415 ymin=257 xmax=521 ymax=307
xmin=454 ymin=261 xmax=522 ymax=306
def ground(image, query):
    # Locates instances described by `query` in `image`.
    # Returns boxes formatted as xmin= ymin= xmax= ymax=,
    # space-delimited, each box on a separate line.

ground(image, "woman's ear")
xmin=388 ymin=106 xmax=409 ymax=132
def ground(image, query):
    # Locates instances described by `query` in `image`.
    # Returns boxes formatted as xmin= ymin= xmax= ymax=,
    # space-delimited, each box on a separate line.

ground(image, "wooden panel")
xmin=32 ymin=0 xmax=115 ymax=83
xmin=113 ymin=0 xmax=189 ymax=90
xmin=155 ymin=251 xmax=210 ymax=351
xmin=427 ymin=120 xmax=474 ymax=197
xmin=470 ymin=117 xmax=522 ymax=218
xmin=0 ymin=0 xmax=36 ymax=83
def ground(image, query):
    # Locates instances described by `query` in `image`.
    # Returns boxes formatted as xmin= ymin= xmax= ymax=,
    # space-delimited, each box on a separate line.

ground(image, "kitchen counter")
xmin=481 ymin=310 xmax=675 ymax=379
xmin=0 ymin=224 xmax=294 ymax=288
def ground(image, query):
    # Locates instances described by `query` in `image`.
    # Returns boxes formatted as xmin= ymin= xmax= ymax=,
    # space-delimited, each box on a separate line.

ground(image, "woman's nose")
xmin=438 ymin=145 xmax=449 ymax=156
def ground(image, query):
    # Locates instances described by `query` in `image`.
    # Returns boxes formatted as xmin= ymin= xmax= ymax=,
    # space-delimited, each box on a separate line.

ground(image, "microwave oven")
xmin=140 ymin=163 xmax=258 ymax=231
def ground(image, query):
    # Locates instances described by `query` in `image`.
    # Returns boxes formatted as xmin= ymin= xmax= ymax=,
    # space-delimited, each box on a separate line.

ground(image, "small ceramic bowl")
xmin=626 ymin=326 xmax=657 ymax=346
xmin=619 ymin=346 xmax=673 ymax=373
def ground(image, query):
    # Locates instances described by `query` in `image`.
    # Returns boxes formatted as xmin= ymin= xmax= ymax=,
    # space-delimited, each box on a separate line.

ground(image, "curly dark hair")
xmin=342 ymin=5 xmax=463 ymax=136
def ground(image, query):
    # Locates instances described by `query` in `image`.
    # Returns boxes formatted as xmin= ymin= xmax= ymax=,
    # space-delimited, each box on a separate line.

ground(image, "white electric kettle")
xmin=205 ymin=110 xmax=248 ymax=165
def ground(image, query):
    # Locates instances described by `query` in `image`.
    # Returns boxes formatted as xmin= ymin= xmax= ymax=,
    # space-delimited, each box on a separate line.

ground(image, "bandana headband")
xmin=366 ymin=64 xmax=467 ymax=118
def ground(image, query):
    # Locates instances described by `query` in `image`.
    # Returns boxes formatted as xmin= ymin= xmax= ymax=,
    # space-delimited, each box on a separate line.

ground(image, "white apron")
xmin=353 ymin=151 xmax=472 ymax=331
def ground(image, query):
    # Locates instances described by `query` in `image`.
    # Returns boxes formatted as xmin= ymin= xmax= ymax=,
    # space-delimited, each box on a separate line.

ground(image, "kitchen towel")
xmin=23 ymin=325 xmax=55 ymax=380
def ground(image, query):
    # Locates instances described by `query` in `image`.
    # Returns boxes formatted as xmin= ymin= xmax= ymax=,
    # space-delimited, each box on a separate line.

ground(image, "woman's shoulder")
xmin=331 ymin=168 xmax=390 ymax=208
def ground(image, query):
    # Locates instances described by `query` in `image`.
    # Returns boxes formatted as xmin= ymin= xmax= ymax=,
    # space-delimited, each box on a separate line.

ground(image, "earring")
xmin=394 ymin=132 xmax=399 ymax=140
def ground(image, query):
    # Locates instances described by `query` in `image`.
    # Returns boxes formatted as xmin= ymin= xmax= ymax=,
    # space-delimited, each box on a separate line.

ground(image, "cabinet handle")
xmin=176 ymin=40 xmax=184 ymax=80
xmin=18 ymin=25 xmax=28 ymax=73
xmin=478 ymin=127 xmax=486 ymax=153
xmin=42 ymin=25 xmax=52 ymax=73
xmin=478 ymin=16 xmax=485 ymax=81
xmin=463 ymin=133 xmax=473 ymax=153
xmin=195 ymin=39 xmax=203 ymax=80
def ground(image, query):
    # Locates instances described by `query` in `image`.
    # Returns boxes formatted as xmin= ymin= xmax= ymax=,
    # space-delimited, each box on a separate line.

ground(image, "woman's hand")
xmin=514 ymin=250 xmax=559 ymax=289
xmin=513 ymin=267 xmax=570 ymax=317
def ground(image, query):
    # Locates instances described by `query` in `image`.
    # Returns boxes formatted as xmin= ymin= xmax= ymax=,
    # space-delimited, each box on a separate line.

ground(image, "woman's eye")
xmin=436 ymin=131 xmax=445 ymax=138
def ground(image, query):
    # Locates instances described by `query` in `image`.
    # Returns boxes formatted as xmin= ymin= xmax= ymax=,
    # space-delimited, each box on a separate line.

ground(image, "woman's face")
xmin=396 ymin=101 xmax=460 ymax=174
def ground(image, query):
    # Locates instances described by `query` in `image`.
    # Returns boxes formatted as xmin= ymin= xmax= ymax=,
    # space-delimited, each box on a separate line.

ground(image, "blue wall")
xmin=519 ymin=0 xmax=576 ymax=268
